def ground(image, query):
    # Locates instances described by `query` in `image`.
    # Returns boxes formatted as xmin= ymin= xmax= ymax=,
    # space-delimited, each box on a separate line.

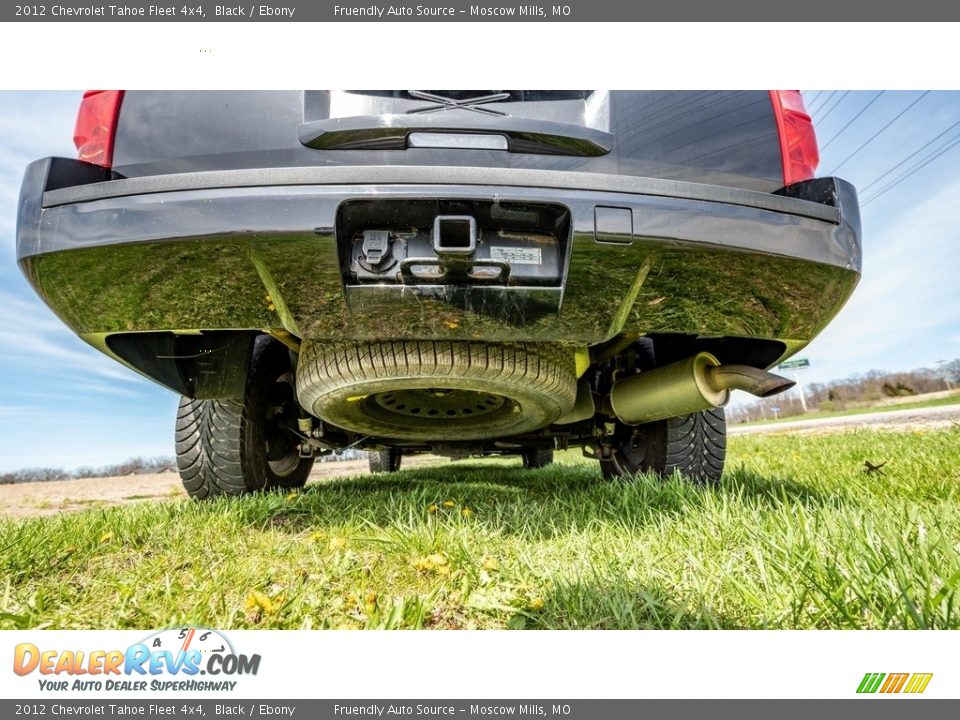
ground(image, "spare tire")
xmin=296 ymin=341 xmax=576 ymax=441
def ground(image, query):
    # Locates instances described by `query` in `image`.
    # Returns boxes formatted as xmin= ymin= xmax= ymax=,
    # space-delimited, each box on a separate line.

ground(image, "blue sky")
xmin=0 ymin=92 xmax=177 ymax=471
xmin=0 ymin=90 xmax=958 ymax=471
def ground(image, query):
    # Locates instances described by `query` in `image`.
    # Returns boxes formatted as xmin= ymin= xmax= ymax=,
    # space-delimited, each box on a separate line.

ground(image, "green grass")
xmin=3 ymin=427 xmax=960 ymax=630
xmin=739 ymin=391 xmax=960 ymax=426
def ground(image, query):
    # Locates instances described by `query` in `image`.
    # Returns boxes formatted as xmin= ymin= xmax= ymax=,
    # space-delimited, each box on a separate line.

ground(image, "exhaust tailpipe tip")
xmin=706 ymin=365 xmax=796 ymax=398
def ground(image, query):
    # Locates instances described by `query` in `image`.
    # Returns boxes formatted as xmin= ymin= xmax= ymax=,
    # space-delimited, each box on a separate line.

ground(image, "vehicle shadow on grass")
xmin=231 ymin=460 xmax=836 ymax=541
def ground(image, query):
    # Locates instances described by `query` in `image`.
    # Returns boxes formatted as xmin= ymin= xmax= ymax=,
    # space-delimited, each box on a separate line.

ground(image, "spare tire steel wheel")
xmin=297 ymin=341 xmax=577 ymax=441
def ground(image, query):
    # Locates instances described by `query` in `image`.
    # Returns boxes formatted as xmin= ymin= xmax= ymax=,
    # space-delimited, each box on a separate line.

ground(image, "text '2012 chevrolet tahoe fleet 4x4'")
xmin=17 ymin=90 xmax=861 ymax=498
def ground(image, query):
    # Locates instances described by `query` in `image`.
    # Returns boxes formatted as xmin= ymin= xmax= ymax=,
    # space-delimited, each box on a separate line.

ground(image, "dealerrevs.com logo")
xmin=13 ymin=627 xmax=260 ymax=692
xmin=857 ymin=673 xmax=933 ymax=694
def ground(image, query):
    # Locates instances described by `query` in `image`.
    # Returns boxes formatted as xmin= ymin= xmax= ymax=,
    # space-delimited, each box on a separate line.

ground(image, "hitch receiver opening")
xmin=433 ymin=215 xmax=477 ymax=256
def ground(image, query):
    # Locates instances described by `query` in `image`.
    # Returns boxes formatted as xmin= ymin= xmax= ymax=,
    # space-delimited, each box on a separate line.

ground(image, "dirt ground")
xmin=1 ymin=455 xmax=444 ymax=520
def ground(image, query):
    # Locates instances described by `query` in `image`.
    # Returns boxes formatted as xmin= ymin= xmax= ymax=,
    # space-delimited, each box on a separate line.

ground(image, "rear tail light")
xmin=73 ymin=90 xmax=124 ymax=168
xmin=770 ymin=90 xmax=819 ymax=186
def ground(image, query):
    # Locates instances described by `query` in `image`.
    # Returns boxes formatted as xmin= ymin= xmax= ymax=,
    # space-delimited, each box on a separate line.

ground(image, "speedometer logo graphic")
xmin=140 ymin=627 xmax=234 ymax=662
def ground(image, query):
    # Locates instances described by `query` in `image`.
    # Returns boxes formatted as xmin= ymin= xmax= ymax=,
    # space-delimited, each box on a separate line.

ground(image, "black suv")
xmin=17 ymin=90 xmax=861 ymax=497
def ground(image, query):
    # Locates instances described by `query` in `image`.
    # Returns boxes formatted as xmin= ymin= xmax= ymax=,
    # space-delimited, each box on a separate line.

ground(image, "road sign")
xmin=778 ymin=358 xmax=810 ymax=370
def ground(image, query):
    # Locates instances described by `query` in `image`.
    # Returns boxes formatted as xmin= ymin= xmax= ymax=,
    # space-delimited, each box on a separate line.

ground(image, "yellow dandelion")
xmin=442 ymin=500 xmax=456 ymax=508
xmin=461 ymin=507 xmax=474 ymax=518
xmin=285 ymin=491 xmax=299 ymax=502
xmin=428 ymin=504 xmax=439 ymax=514
xmin=481 ymin=558 xmax=499 ymax=571
xmin=413 ymin=553 xmax=450 ymax=573
xmin=244 ymin=591 xmax=276 ymax=622
xmin=528 ymin=598 xmax=545 ymax=611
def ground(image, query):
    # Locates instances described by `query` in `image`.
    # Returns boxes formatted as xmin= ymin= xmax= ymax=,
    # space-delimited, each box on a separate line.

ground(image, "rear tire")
xmin=175 ymin=339 xmax=314 ymax=499
xmin=369 ymin=448 xmax=402 ymax=473
xmin=522 ymin=448 xmax=554 ymax=469
xmin=599 ymin=407 xmax=726 ymax=485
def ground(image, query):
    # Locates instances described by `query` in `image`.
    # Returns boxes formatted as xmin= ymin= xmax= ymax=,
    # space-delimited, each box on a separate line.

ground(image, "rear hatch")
xmin=110 ymin=90 xmax=784 ymax=192
xmin=301 ymin=90 xmax=611 ymax=156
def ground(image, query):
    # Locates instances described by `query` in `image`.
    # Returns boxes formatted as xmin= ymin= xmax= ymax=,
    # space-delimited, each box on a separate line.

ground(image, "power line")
xmin=818 ymin=91 xmax=839 ymax=113
xmin=861 ymin=131 xmax=960 ymax=207
xmin=859 ymin=117 xmax=960 ymax=193
xmin=808 ymin=90 xmax=836 ymax=115
xmin=815 ymin=90 xmax=850 ymax=125
xmin=829 ymin=91 xmax=930 ymax=174
xmin=819 ymin=91 xmax=885 ymax=152
xmin=861 ymin=133 xmax=960 ymax=206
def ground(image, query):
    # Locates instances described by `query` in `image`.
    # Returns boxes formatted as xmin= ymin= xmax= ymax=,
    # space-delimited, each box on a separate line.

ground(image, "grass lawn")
xmin=3 ymin=426 xmax=960 ymax=630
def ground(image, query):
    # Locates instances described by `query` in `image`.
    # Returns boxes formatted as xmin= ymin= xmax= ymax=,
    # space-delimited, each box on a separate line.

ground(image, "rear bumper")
xmin=18 ymin=158 xmax=861 ymax=358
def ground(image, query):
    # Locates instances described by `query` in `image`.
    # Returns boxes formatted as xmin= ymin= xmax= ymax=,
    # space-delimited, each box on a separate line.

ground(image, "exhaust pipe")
xmin=609 ymin=352 xmax=795 ymax=425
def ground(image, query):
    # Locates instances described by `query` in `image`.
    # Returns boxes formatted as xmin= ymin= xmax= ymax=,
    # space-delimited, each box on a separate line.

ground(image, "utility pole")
xmin=937 ymin=360 xmax=955 ymax=390
xmin=778 ymin=358 xmax=811 ymax=414
xmin=794 ymin=372 xmax=807 ymax=412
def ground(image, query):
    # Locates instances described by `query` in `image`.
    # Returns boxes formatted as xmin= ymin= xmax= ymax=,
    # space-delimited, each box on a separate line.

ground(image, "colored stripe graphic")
xmin=903 ymin=674 xmax=933 ymax=694
xmin=857 ymin=673 xmax=885 ymax=693
xmin=857 ymin=672 xmax=931 ymax=694
xmin=880 ymin=673 xmax=909 ymax=693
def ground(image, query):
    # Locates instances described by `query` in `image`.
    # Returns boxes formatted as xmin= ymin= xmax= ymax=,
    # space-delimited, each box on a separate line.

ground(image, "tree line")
xmin=1 ymin=447 xmax=371 ymax=484
xmin=728 ymin=358 xmax=959 ymax=424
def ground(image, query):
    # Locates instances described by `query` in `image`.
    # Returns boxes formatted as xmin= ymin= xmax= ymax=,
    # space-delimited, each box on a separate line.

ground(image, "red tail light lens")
xmin=770 ymin=90 xmax=819 ymax=186
xmin=73 ymin=90 xmax=124 ymax=168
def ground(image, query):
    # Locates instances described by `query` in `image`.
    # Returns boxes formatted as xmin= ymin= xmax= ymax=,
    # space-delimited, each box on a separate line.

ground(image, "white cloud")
xmin=0 ymin=287 xmax=145 ymax=384
xmin=0 ymin=404 xmax=31 ymax=417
